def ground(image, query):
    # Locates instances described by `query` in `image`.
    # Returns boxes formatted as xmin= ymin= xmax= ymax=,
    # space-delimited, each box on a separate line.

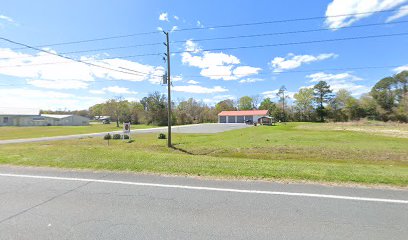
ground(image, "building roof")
xmin=218 ymin=110 xmax=268 ymax=116
xmin=41 ymin=114 xmax=73 ymax=119
xmin=0 ymin=107 xmax=40 ymax=116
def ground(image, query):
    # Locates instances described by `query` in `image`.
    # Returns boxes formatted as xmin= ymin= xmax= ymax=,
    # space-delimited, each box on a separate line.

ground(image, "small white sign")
xmin=123 ymin=122 xmax=131 ymax=134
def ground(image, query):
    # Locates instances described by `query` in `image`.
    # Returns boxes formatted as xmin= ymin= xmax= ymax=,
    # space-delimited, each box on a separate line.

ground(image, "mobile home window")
xmin=3 ymin=117 xmax=9 ymax=123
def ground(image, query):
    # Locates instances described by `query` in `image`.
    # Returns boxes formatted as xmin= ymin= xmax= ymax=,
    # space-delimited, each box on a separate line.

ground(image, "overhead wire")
xmin=3 ymin=8 xmax=401 ymax=51
xmin=0 ymin=37 xmax=162 ymax=77
xmin=174 ymin=8 xmax=401 ymax=32
xmin=172 ymin=20 xmax=408 ymax=43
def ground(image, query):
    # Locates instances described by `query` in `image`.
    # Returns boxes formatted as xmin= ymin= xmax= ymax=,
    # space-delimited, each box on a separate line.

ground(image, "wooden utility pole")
xmin=164 ymin=31 xmax=172 ymax=147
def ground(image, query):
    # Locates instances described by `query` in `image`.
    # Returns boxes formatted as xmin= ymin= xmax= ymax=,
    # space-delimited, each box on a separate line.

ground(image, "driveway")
xmin=0 ymin=123 xmax=251 ymax=145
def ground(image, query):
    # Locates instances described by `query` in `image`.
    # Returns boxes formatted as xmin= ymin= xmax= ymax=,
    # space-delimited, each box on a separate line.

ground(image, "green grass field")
xmin=0 ymin=123 xmax=154 ymax=140
xmin=0 ymin=123 xmax=407 ymax=186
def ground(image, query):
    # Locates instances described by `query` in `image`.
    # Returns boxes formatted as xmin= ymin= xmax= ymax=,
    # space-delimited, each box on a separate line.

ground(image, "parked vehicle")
xmin=245 ymin=119 xmax=253 ymax=125
xmin=102 ymin=119 xmax=110 ymax=124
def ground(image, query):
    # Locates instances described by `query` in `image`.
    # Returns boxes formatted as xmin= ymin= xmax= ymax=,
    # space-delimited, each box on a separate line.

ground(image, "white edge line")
xmin=0 ymin=173 xmax=407 ymax=204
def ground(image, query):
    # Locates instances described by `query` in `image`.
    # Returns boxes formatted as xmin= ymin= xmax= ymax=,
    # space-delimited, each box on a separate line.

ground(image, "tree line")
xmin=42 ymin=71 xmax=408 ymax=125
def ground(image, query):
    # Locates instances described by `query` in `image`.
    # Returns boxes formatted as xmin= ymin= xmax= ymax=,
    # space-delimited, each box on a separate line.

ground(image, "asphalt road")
xmin=0 ymin=123 xmax=251 ymax=145
xmin=0 ymin=166 xmax=407 ymax=240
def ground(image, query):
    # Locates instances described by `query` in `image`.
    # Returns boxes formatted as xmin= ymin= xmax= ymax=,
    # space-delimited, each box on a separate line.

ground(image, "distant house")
xmin=218 ymin=110 xmax=269 ymax=123
xmin=257 ymin=116 xmax=275 ymax=125
xmin=0 ymin=108 xmax=89 ymax=126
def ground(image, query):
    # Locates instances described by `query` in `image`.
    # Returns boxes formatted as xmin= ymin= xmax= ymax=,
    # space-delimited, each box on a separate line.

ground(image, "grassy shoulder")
xmin=0 ymin=123 xmax=407 ymax=186
xmin=0 ymin=123 xmax=155 ymax=140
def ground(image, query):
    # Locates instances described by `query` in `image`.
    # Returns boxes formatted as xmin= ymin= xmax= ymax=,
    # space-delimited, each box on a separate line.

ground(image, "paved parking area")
xmin=0 ymin=123 xmax=251 ymax=145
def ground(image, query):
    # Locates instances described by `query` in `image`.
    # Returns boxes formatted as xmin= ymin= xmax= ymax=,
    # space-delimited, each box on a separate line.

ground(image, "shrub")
xmin=158 ymin=133 xmax=166 ymax=139
xmin=113 ymin=134 xmax=121 ymax=139
xmin=123 ymin=135 xmax=130 ymax=139
xmin=103 ymin=134 xmax=112 ymax=140
xmin=127 ymin=139 xmax=135 ymax=143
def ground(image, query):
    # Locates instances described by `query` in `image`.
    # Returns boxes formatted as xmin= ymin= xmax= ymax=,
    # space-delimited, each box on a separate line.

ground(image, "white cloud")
xmin=239 ymin=78 xmax=264 ymax=83
xmin=27 ymin=79 xmax=89 ymax=89
xmin=200 ymin=65 xmax=237 ymax=80
xmin=186 ymin=80 xmax=199 ymax=84
xmin=393 ymin=64 xmax=408 ymax=72
xmin=0 ymin=88 xmax=104 ymax=110
xmin=325 ymin=0 xmax=407 ymax=28
xmin=89 ymin=89 xmax=105 ymax=94
xmin=196 ymin=20 xmax=204 ymax=28
xmin=233 ymin=66 xmax=262 ymax=77
xmin=271 ymin=53 xmax=337 ymax=72
xmin=184 ymin=39 xmax=202 ymax=53
xmin=203 ymin=94 xmax=236 ymax=105
xmin=159 ymin=12 xmax=169 ymax=21
xmin=170 ymin=26 xmax=178 ymax=32
xmin=172 ymin=75 xmax=183 ymax=82
xmin=181 ymin=40 xmax=261 ymax=81
xmin=307 ymin=72 xmax=362 ymax=82
xmin=172 ymin=85 xmax=228 ymax=94
xmin=174 ymin=15 xmax=179 ymax=20
xmin=102 ymin=86 xmax=137 ymax=94
xmin=0 ymin=15 xmax=14 ymax=23
xmin=262 ymin=89 xmax=296 ymax=99
xmin=306 ymin=72 xmax=370 ymax=96
xmin=387 ymin=5 xmax=408 ymax=21
xmin=0 ymin=48 xmax=163 ymax=89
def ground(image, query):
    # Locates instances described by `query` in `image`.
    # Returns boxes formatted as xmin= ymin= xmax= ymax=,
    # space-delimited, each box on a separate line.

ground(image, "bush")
xmin=123 ymin=135 xmax=130 ymax=139
xmin=103 ymin=134 xmax=112 ymax=140
xmin=158 ymin=133 xmax=166 ymax=139
xmin=113 ymin=134 xmax=121 ymax=139
xmin=127 ymin=139 xmax=135 ymax=143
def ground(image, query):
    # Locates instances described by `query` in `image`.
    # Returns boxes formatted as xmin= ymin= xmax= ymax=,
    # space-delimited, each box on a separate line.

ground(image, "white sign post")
xmin=123 ymin=122 xmax=131 ymax=140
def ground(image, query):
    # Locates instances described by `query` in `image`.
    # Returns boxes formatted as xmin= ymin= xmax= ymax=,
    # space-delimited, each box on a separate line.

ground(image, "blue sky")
xmin=0 ymin=0 xmax=408 ymax=110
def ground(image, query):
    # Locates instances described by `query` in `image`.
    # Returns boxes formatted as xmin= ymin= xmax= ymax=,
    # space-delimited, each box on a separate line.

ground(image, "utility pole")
xmin=163 ymin=31 xmax=172 ymax=147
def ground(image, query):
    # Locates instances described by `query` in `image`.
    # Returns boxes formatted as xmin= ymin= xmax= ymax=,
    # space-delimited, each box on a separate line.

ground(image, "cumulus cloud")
xmin=0 ymin=48 xmax=163 ymax=89
xmin=387 ymin=5 xmax=408 ymax=22
xmin=172 ymin=85 xmax=228 ymax=94
xmin=239 ymin=78 xmax=264 ymax=83
xmin=27 ymin=79 xmax=89 ymax=89
xmin=306 ymin=72 xmax=370 ymax=96
xmin=102 ymin=86 xmax=137 ymax=94
xmin=174 ymin=15 xmax=179 ymax=20
xmin=203 ymin=94 xmax=236 ymax=105
xmin=89 ymin=89 xmax=105 ymax=94
xmin=159 ymin=12 xmax=169 ymax=21
xmin=170 ymin=26 xmax=178 ymax=32
xmin=393 ymin=64 xmax=408 ymax=72
xmin=181 ymin=40 xmax=261 ymax=81
xmin=262 ymin=89 xmax=296 ymax=99
xmin=0 ymin=15 xmax=14 ymax=23
xmin=187 ymin=80 xmax=199 ymax=84
xmin=325 ymin=0 xmax=407 ymax=28
xmin=196 ymin=20 xmax=204 ymax=28
xmin=270 ymin=53 xmax=337 ymax=72
xmin=0 ymin=88 xmax=104 ymax=110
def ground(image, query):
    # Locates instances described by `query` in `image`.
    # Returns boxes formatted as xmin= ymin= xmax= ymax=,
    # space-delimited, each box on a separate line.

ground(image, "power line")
xmin=0 ymin=36 xmax=163 ymax=77
xmin=0 ymin=64 xmax=402 ymax=87
xmin=1 ymin=32 xmax=406 ymax=69
xmin=0 ymin=42 xmax=163 ymax=60
xmin=10 ymin=30 xmax=161 ymax=50
xmin=4 ymin=20 xmax=406 ymax=62
xmin=3 ymin=8 xmax=401 ymax=52
xmin=182 ymin=65 xmax=402 ymax=79
xmin=173 ymin=20 xmax=408 ymax=43
xmin=173 ymin=32 xmax=408 ymax=54
xmin=174 ymin=8 xmax=401 ymax=32
xmin=0 ymin=52 xmax=163 ymax=69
